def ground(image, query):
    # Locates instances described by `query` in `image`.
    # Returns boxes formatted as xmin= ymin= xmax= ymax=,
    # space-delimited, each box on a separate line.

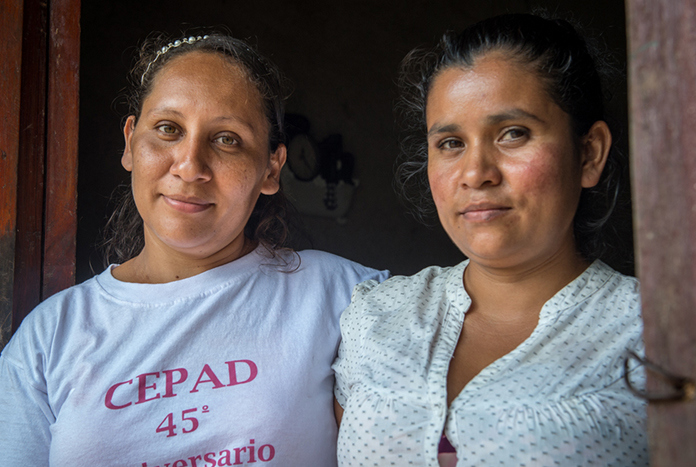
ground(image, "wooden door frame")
xmin=626 ymin=0 xmax=695 ymax=465
xmin=0 ymin=0 xmax=25 ymax=347
xmin=0 ymin=0 xmax=80 ymax=346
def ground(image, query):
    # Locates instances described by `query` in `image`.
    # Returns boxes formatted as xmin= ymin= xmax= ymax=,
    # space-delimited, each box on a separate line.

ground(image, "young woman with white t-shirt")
xmin=0 ymin=32 xmax=387 ymax=466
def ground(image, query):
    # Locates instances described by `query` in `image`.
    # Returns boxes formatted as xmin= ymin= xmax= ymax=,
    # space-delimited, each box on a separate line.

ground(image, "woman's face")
xmin=426 ymin=54 xmax=606 ymax=270
xmin=121 ymin=51 xmax=285 ymax=261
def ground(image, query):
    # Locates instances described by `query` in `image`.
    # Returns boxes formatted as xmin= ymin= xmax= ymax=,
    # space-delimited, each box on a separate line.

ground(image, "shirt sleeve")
xmin=362 ymin=268 xmax=390 ymax=285
xmin=332 ymin=279 xmax=380 ymax=408
xmin=0 ymin=342 xmax=54 ymax=465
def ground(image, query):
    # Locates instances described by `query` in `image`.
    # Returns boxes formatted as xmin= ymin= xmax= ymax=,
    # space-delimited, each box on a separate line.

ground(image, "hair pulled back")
xmin=396 ymin=13 xmax=623 ymax=261
xmin=103 ymin=31 xmax=292 ymax=265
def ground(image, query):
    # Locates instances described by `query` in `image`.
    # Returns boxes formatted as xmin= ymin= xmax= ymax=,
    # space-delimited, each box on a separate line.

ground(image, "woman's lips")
xmin=461 ymin=204 xmax=511 ymax=222
xmin=163 ymin=195 xmax=213 ymax=213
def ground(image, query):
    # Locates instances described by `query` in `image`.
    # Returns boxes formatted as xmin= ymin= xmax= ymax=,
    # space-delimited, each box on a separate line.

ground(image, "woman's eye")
xmin=215 ymin=135 xmax=238 ymax=146
xmin=439 ymin=139 xmax=464 ymax=150
xmin=500 ymin=128 xmax=528 ymax=141
xmin=156 ymin=124 xmax=178 ymax=135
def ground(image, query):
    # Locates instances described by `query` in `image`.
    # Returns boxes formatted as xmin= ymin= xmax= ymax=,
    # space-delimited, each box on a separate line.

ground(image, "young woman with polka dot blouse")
xmin=333 ymin=14 xmax=647 ymax=466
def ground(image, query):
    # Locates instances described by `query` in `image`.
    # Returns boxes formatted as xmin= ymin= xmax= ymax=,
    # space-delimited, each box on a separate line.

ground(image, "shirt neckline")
xmin=448 ymin=259 xmax=611 ymax=403
xmin=95 ymin=244 xmax=269 ymax=305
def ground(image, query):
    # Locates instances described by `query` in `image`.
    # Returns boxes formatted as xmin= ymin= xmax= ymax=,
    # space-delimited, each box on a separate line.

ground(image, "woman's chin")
xmin=148 ymin=236 xmax=232 ymax=259
xmin=453 ymin=241 xmax=513 ymax=264
xmin=457 ymin=246 xmax=536 ymax=271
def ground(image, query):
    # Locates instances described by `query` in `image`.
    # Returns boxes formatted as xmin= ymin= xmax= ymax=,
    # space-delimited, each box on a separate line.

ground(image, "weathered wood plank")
xmin=0 ymin=0 xmax=24 ymax=347
xmin=12 ymin=0 xmax=49 ymax=332
xmin=626 ymin=0 xmax=696 ymax=464
xmin=43 ymin=0 xmax=80 ymax=299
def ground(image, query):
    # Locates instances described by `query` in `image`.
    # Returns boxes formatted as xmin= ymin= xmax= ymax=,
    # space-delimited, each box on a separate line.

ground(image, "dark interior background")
xmin=77 ymin=0 xmax=632 ymax=282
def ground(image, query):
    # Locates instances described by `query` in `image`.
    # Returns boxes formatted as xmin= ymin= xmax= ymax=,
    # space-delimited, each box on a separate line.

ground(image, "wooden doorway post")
xmin=626 ymin=0 xmax=696 ymax=464
xmin=0 ymin=0 xmax=25 ymax=348
xmin=0 ymin=0 xmax=80 ymax=348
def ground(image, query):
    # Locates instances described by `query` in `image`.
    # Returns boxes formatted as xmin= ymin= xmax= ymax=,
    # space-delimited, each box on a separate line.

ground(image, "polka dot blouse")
xmin=333 ymin=260 xmax=648 ymax=466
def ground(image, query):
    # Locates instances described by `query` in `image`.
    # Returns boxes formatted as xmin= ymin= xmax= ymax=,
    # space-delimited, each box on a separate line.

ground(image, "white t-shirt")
xmin=0 ymin=247 xmax=388 ymax=467
xmin=334 ymin=260 xmax=647 ymax=466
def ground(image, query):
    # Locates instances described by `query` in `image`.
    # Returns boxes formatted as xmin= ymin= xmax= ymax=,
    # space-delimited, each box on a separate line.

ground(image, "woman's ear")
xmin=260 ymin=143 xmax=287 ymax=195
xmin=580 ymin=120 xmax=612 ymax=188
xmin=121 ymin=116 xmax=136 ymax=172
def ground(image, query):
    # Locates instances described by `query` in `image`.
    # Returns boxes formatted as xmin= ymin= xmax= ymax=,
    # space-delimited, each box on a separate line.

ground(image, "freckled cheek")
xmin=128 ymin=148 xmax=176 ymax=202
xmin=509 ymin=164 xmax=557 ymax=196
xmin=428 ymin=175 xmax=449 ymax=211
xmin=508 ymin=148 xmax=573 ymax=198
xmin=239 ymin=167 xmax=252 ymax=183
xmin=428 ymin=161 xmax=459 ymax=204
xmin=132 ymin=141 xmax=172 ymax=174
xmin=218 ymin=163 xmax=256 ymax=187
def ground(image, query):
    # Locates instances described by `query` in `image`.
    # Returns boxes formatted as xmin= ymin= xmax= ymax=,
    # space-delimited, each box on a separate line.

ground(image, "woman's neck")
xmin=112 ymin=236 xmax=257 ymax=284
xmin=463 ymin=247 xmax=590 ymax=320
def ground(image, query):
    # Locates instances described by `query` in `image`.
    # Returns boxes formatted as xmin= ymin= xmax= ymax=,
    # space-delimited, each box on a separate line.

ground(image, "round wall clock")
xmin=287 ymin=133 xmax=320 ymax=181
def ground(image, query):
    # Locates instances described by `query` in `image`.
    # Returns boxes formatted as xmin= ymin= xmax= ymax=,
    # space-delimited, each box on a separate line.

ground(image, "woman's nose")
xmin=169 ymin=136 xmax=212 ymax=182
xmin=456 ymin=142 xmax=502 ymax=189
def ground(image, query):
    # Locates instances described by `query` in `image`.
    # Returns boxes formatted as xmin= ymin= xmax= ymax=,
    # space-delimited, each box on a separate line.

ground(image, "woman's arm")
xmin=0 ymin=356 xmax=52 ymax=464
xmin=334 ymin=396 xmax=344 ymax=427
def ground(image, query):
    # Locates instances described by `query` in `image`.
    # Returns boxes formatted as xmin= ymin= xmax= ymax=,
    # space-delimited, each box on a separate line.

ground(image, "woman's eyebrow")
xmin=427 ymin=109 xmax=546 ymax=137
xmin=146 ymin=107 xmax=185 ymax=118
xmin=486 ymin=108 xmax=545 ymax=125
xmin=427 ymin=123 xmax=460 ymax=137
xmin=212 ymin=115 xmax=257 ymax=133
xmin=144 ymin=108 xmax=257 ymax=133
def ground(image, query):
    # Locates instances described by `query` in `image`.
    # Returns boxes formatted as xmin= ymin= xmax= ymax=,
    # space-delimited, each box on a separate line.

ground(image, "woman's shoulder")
xmin=539 ymin=260 xmax=643 ymax=354
xmin=295 ymin=248 xmax=370 ymax=270
xmin=342 ymin=261 xmax=466 ymax=324
xmin=356 ymin=261 xmax=462 ymax=297
xmin=293 ymin=249 xmax=389 ymax=283
xmin=1 ymin=274 xmax=104 ymax=364
xmin=19 ymin=274 xmax=105 ymax=323
xmin=578 ymin=260 xmax=641 ymax=317
xmin=592 ymin=260 xmax=639 ymax=290
xmin=548 ymin=260 xmax=640 ymax=319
